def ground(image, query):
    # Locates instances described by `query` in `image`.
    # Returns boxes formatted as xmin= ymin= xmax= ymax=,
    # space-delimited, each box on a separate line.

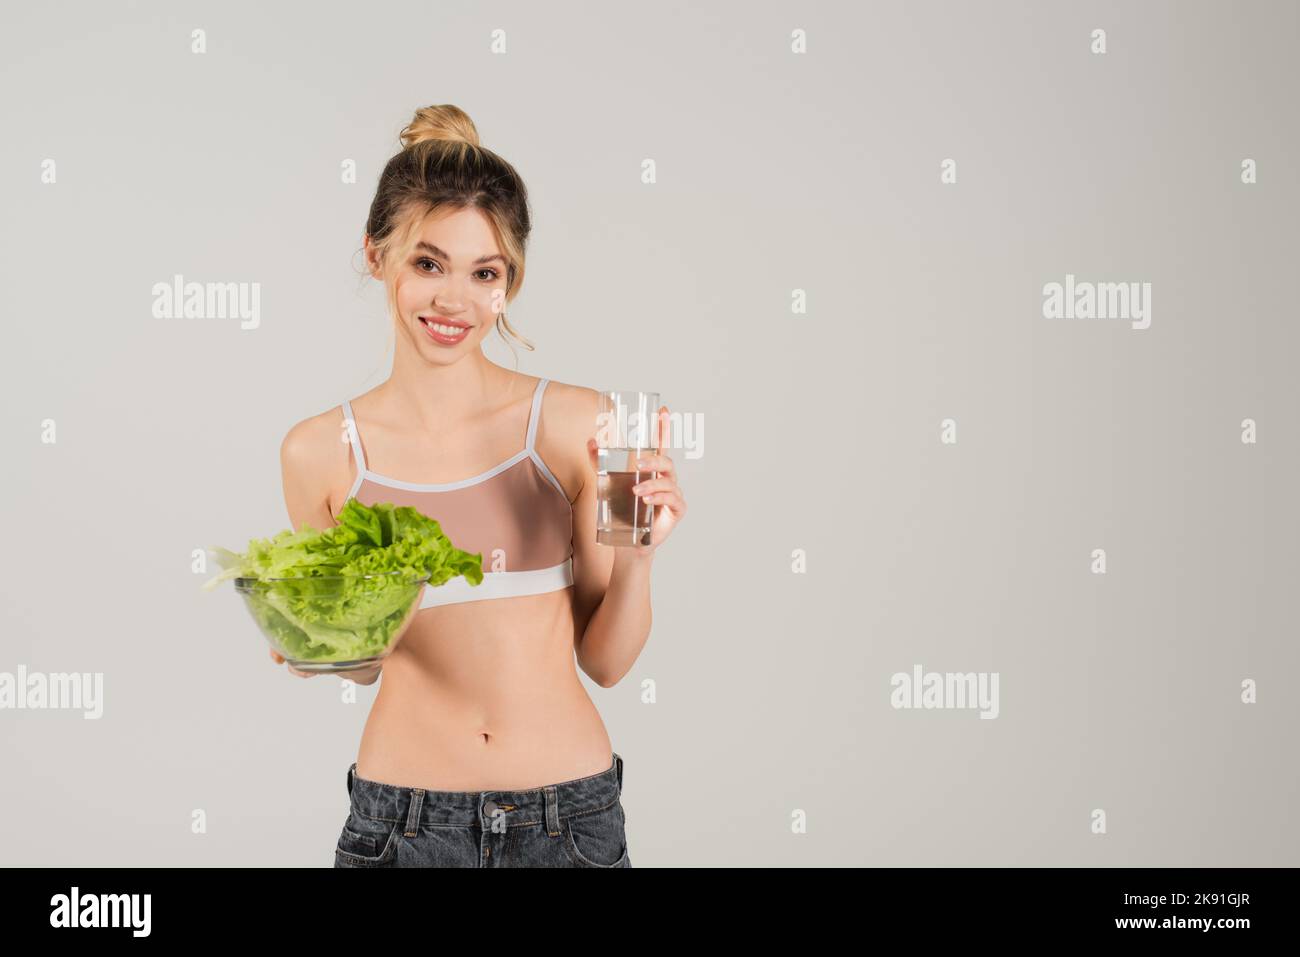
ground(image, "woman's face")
xmin=370 ymin=207 xmax=508 ymax=360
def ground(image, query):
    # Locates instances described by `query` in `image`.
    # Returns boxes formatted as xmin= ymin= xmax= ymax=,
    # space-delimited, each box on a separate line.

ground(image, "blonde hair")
xmin=358 ymin=105 xmax=535 ymax=365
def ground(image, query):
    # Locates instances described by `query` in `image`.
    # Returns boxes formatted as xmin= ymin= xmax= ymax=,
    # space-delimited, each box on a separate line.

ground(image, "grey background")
xmin=2 ymin=0 xmax=1296 ymax=866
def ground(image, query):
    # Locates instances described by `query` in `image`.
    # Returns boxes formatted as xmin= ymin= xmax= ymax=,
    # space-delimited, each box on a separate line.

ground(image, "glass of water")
xmin=595 ymin=390 xmax=660 ymax=546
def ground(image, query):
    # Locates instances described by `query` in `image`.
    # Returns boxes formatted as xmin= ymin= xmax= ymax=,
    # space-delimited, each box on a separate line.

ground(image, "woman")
xmin=272 ymin=105 xmax=685 ymax=867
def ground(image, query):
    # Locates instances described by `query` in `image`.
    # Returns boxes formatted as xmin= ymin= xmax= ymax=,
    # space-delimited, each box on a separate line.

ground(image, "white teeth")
xmin=423 ymin=319 xmax=467 ymax=337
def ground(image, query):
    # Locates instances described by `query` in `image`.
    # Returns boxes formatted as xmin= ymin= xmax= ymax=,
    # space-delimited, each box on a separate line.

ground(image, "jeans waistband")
xmin=345 ymin=752 xmax=624 ymax=837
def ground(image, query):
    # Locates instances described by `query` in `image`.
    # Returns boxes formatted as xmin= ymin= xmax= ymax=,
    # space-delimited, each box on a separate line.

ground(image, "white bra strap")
xmin=341 ymin=399 xmax=368 ymax=472
xmin=525 ymin=378 xmax=549 ymax=451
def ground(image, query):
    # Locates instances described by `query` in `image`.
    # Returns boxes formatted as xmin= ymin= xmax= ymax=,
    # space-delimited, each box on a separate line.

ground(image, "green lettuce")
xmin=202 ymin=499 xmax=482 ymax=661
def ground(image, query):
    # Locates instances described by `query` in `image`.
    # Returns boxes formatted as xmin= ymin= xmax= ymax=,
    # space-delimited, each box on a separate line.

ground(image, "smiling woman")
xmin=359 ymin=105 xmax=536 ymax=364
xmin=271 ymin=102 xmax=683 ymax=869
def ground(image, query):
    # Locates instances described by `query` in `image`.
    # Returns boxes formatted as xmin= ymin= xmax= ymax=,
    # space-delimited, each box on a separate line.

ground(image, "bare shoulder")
xmin=280 ymin=404 xmax=349 ymax=470
xmin=279 ymin=404 xmax=353 ymax=525
xmin=535 ymin=378 xmax=599 ymax=506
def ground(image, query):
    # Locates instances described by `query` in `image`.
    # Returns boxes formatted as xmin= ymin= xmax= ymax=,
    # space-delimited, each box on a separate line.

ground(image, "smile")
xmin=419 ymin=317 xmax=471 ymax=344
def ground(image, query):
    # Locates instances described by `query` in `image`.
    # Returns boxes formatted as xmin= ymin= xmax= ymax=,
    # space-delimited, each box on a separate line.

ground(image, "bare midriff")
xmin=354 ymin=584 xmax=613 ymax=791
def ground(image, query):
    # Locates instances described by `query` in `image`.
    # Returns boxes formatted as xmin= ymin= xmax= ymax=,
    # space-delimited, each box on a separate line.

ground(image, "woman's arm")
xmin=566 ymin=391 xmax=684 ymax=688
xmin=576 ymin=543 xmax=654 ymax=688
xmin=276 ymin=414 xmax=381 ymax=685
xmin=569 ymin=437 xmax=654 ymax=686
xmin=280 ymin=416 xmax=338 ymax=533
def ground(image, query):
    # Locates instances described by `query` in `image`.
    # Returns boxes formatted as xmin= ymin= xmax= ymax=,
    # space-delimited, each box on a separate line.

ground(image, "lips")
xmin=419 ymin=316 xmax=472 ymax=344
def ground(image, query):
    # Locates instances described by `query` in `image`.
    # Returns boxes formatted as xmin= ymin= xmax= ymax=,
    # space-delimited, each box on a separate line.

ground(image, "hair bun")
xmin=399 ymin=104 xmax=481 ymax=150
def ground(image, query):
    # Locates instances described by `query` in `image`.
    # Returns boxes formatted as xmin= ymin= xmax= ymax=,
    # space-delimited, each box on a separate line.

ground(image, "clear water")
xmin=596 ymin=447 xmax=654 ymax=546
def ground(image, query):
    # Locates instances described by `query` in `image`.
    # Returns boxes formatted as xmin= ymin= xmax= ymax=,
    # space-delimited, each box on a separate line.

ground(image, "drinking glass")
xmin=595 ymin=390 xmax=660 ymax=546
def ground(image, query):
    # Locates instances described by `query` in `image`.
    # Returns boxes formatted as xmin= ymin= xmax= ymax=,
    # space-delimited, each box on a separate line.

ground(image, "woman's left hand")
xmin=630 ymin=406 xmax=685 ymax=552
xmin=586 ymin=405 xmax=686 ymax=552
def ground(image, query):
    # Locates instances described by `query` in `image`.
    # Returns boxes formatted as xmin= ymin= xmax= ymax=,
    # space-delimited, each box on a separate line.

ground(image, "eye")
xmin=414 ymin=259 xmax=499 ymax=282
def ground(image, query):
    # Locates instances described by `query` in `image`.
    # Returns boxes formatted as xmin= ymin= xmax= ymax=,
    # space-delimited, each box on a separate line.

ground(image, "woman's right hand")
xmin=269 ymin=648 xmax=316 ymax=678
xmin=269 ymin=648 xmax=381 ymax=685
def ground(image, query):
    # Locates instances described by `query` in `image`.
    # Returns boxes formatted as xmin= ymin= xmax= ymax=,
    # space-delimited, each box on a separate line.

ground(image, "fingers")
xmin=647 ymin=488 xmax=686 ymax=515
xmin=270 ymin=648 xmax=313 ymax=678
xmin=634 ymin=451 xmax=674 ymax=478
xmin=343 ymin=665 xmax=381 ymax=686
xmin=630 ymin=476 xmax=675 ymax=496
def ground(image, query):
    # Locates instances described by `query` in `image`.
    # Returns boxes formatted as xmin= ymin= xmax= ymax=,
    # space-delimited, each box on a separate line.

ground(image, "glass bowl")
xmin=234 ymin=571 xmax=429 ymax=674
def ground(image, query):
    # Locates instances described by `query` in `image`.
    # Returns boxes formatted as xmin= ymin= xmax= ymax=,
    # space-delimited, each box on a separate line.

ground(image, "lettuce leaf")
xmin=202 ymin=499 xmax=482 ymax=661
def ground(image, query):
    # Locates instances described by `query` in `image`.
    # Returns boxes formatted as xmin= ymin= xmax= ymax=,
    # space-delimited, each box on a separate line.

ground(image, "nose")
xmin=433 ymin=293 xmax=463 ymax=313
xmin=435 ymin=273 xmax=474 ymax=311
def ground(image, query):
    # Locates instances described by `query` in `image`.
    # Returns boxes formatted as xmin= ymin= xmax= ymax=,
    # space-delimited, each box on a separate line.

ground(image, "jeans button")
xmin=483 ymin=800 xmax=498 ymax=817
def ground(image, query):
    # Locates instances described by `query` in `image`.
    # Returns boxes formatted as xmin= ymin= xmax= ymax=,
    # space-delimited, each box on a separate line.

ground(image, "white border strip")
xmin=419 ymin=558 xmax=574 ymax=608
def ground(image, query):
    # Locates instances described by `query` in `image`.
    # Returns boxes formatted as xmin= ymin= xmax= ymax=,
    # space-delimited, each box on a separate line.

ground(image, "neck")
xmin=384 ymin=343 xmax=512 ymax=434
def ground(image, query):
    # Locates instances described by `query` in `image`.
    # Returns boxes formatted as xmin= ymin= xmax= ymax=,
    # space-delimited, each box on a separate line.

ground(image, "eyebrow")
xmin=415 ymin=242 xmax=505 ymax=265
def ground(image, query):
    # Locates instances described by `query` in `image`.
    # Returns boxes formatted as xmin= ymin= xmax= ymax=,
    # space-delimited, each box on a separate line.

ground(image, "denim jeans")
xmin=334 ymin=752 xmax=631 ymax=868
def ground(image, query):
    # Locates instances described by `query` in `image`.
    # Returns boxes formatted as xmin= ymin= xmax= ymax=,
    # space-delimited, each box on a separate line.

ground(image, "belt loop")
xmin=347 ymin=763 xmax=355 ymax=797
xmin=544 ymin=785 xmax=561 ymax=836
xmin=404 ymin=788 xmax=425 ymax=838
xmin=615 ymin=753 xmax=624 ymax=793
